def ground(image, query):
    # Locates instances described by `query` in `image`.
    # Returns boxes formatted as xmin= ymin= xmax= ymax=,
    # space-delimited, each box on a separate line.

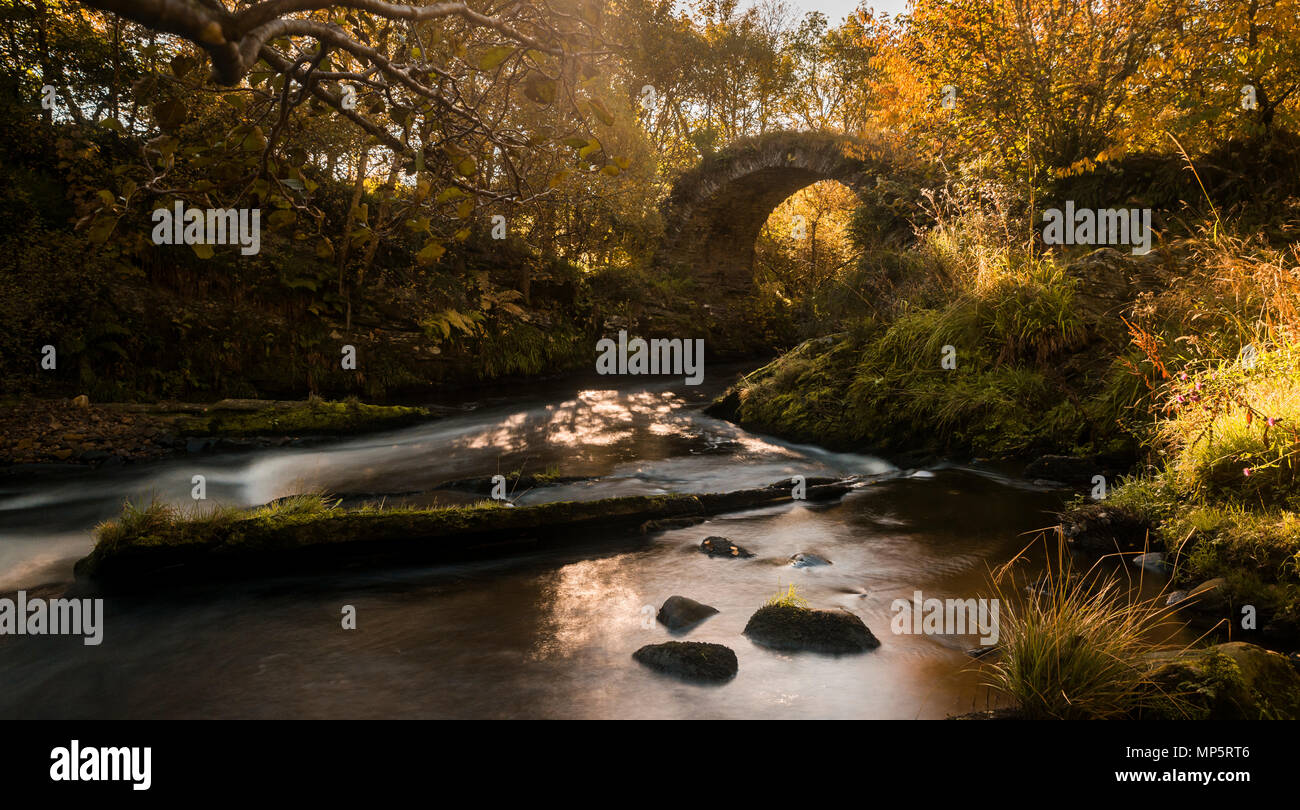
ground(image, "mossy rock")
xmin=632 ymin=641 xmax=737 ymax=683
xmin=176 ymin=400 xmax=432 ymax=438
xmin=76 ymin=479 xmax=827 ymax=591
xmin=1141 ymin=642 xmax=1300 ymax=719
xmin=743 ymin=604 xmax=880 ymax=654
xmin=1060 ymin=503 xmax=1154 ymax=551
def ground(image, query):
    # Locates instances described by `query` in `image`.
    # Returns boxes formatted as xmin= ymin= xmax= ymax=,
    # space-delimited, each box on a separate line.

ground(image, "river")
xmin=0 ymin=366 xmax=1075 ymax=719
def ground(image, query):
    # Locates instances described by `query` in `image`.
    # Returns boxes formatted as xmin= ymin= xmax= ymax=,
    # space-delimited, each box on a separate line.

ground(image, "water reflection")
xmin=0 ymin=369 xmax=1099 ymax=719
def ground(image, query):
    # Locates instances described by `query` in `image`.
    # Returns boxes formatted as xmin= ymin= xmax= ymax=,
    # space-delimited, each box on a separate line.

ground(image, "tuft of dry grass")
xmin=982 ymin=532 xmax=1195 ymax=719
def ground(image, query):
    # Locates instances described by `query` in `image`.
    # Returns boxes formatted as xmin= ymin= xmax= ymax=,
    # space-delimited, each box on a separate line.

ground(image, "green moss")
xmin=1142 ymin=642 xmax=1300 ymax=719
xmin=175 ymin=399 xmax=432 ymax=437
xmin=76 ymin=482 xmax=821 ymax=587
xmin=727 ymin=295 xmax=1101 ymax=457
xmin=1098 ymin=473 xmax=1300 ymax=636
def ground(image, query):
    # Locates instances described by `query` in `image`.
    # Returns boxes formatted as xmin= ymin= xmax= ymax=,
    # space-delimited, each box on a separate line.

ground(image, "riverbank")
xmin=706 ymin=246 xmax=1166 ymax=465
xmin=0 ymin=396 xmax=440 ymax=471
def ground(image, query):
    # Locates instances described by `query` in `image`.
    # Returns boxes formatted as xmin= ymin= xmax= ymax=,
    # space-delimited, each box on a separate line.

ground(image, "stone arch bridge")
xmin=655 ymin=131 xmax=923 ymax=301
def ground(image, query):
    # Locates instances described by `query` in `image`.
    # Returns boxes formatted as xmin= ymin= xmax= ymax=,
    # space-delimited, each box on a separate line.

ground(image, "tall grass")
xmin=983 ymin=533 xmax=1193 ymax=719
xmin=1156 ymin=344 xmax=1300 ymax=509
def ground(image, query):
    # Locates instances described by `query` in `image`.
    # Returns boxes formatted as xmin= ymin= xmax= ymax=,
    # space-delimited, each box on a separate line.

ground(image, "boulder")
xmin=699 ymin=536 xmax=754 ymax=558
xmin=1060 ymin=503 xmax=1153 ymax=551
xmin=656 ymin=595 xmax=719 ymax=632
xmin=632 ymin=641 xmax=738 ymax=683
xmin=1186 ymin=577 xmax=1229 ymax=610
xmin=743 ymin=604 xmax=880 ymax=654
xmin=1065 ymin=247 xmax=1173 ymax=326
xmin=789 ymin=552 xmax=832 ymax=568
xmin=1130 ymin=551 xmax=1172 ymax=576
xmin=1142 ymin=642 xmax=1300 ymax=719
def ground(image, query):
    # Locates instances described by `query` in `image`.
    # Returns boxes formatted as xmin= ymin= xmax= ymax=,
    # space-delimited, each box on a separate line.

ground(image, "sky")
xmin=749 ymin=0 xmax=912 ymax=24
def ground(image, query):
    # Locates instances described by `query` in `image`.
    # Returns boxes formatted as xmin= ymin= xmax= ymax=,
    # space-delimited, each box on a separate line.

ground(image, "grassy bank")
xmin=712 ymin=242 xmax=1141 ymax=459
xmin=75 ymin=478 xmax=852 ymax=590
xmin=0 ymin=396 xmax=436 ymax=467
xmin=171 ymin=398 xmax=434 ymax=437
xmin=1067 ymin=342 xmax=1300 ymax=642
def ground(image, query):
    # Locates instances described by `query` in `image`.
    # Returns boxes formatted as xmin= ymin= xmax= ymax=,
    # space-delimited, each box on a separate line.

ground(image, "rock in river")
xmin=632 ymin=641 xmax=738 ymax=683
xmin=743 ymin=604 xmax=880 ymax=654
xmin=1130 ymin=551 xmax=1171 ymax=575
xmin=700 ymin=536 xmax=754 ymax=558
xmin=1060 ymin=503 xmax=1152 ymax=551
xmin=656 ymin=595 xmax=719 ymax=632
xmin=789 ymin=552 xmax=832 ymax=568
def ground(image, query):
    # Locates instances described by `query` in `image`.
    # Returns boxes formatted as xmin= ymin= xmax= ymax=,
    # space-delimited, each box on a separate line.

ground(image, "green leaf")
xmin=524 ymin=75 xmax=558 ymax=105
xmin=478 ymin=45 xmax=514 ymax=71
xmin=588 ymin=99 xmax=614 ymax=126
xmin=191 ymin=243 xmax=215 ymax=259
xmin=416 ymin=239 xmax=445 ymax=265
xmin=241 ymin=126 xmax=267 ymax=152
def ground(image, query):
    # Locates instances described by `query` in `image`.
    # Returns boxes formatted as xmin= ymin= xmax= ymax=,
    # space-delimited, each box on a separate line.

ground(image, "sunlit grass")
xmin=765 ymin=583 xmax=809 ymax=609
xmin=983 ymin=533 xmax=1194 ymax=719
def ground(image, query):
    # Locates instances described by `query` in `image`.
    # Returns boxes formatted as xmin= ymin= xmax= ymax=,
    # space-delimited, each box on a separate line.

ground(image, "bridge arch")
xmin=656 ymin=131 xmax=921 ymax=300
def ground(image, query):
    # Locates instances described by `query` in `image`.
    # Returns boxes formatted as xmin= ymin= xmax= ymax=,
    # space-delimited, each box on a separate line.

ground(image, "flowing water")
xmin=0 ymin=367 xmax=1081 ymax=719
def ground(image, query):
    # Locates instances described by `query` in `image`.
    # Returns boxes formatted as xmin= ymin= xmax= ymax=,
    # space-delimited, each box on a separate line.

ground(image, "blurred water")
xmin=0 ymin=369 xmax=1078 ymax=718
